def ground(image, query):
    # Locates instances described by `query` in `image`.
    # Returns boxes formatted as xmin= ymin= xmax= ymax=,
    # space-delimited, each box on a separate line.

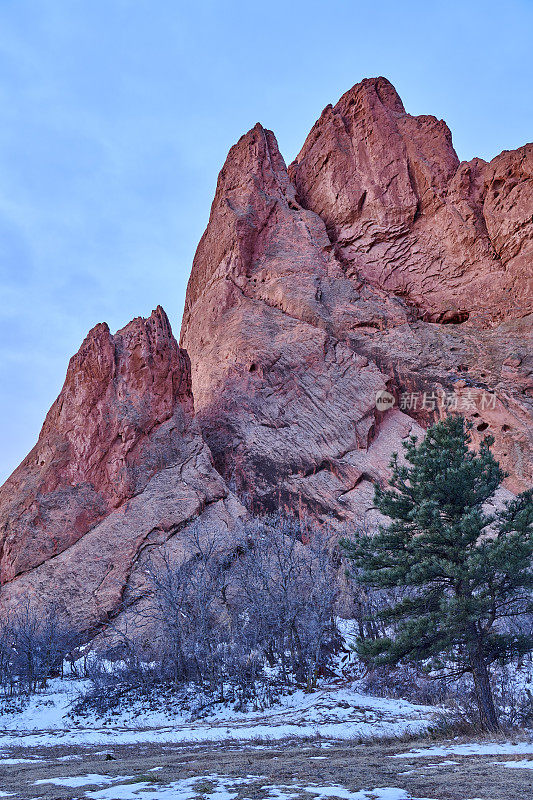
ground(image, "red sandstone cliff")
xmin=289 ymin=77 xmax=532 ymax=326
xmin=181 ymin=122 xmax=425 ymax=524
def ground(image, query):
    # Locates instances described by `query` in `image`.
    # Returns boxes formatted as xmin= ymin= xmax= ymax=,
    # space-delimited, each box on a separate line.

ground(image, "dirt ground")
xmin=1 ymin=737 xmax=531 ymax=800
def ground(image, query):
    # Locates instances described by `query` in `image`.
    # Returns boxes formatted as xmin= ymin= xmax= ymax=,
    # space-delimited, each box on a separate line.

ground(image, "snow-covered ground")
xmin=0 ymin=677 xmax=436 ymax=748
xmin=0 ymin=625 xmax=531 ymax=799
xmin=392 ymin=739 xmax=533 ymax=779
xmin=18 ymin=772 xmax=469 ymax=800
xmin=22 ymin=769 xmax=527 ymax=800
xmin=0 ymin=692 xmax=531 ymax=800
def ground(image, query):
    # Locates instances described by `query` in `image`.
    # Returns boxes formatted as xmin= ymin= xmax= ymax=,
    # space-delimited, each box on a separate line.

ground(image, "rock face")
xmin=181 ymin=123 xmax=425 ymax=524
xmin=0 ymin=308 xmax=245 ymax=632
xmin=181 ymin=78 xmax=532 ymax=517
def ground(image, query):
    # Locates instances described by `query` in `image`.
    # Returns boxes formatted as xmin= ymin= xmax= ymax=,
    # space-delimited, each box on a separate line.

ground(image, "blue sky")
xmin=1 ymin=0 xmax=532 ymax=483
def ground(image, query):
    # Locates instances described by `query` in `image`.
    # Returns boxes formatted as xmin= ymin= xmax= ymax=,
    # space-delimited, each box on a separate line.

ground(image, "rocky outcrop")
xmin=0 ymin=308 xmax=245 ymax=632
xmin=289 ymin=77 xmax=532 ymax=327
xmin=181 ymin=80 xmax=532 ymax=517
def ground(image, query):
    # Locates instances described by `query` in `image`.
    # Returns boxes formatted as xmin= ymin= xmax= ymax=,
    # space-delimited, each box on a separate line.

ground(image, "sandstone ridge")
xmin=181 ymin=78 xmax=532 ymax=515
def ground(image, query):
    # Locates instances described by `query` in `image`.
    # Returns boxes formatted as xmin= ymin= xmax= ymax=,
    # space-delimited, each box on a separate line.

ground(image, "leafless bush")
xmin=0 ymin=601 xmax=81 ymax=697
xmin=233 ymin=513 xmax=340 ymax=689
xmin=360 ymin=664 xmax=452 ymax=705
xmin=140 ymin=514 xmax=341 ymax=693
xmin=142 ymin=523 xmax=237 ymax=692
xmin=428 ymin=707 xmax=492 ymax=739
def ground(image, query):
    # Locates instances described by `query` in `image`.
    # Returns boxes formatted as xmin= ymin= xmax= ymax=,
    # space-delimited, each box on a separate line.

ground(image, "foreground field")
xmin=0 ymin=678 xmax=532 ymax=798
xmin=1 ymin=737 xmax=533 ymax=800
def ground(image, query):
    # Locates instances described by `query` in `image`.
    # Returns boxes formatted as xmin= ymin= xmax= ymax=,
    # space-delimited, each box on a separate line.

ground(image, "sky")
xmin=0 ymin=0 xmax=532 ymax=483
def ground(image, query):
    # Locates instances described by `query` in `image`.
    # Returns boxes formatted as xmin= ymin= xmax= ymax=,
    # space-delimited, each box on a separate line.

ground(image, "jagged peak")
xmin=216 ymin=122 xmax=289 ymax=198
xmin=182 ymin=123 xmax=298 ymax=319
xmin=117 ymin=304 xmax=173 ymax=338
xmin=338 ymin=76 xmax=406 ymax=113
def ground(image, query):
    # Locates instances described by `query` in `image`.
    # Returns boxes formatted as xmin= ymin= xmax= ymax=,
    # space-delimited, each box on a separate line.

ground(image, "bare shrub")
xmin=0 ymin=601 xmax=81 ymax=697
xmin=233 ymin=513 xmax=340 ymax=689
xmin=141 ymin=513 xmax=341 ymax=694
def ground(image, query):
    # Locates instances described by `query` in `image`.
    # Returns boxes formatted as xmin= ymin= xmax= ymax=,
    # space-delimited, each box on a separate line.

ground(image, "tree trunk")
xmin=470 ymin=654 xmax=499 ymax=731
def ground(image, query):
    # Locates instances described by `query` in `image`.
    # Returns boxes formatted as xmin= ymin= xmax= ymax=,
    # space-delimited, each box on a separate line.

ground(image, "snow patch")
xmin=393 ymin=741 xmax=533 ymax=758
xmin=81 ymin=776 xmax=432 ymax=800
xmin=35 ymin=774 xmax=134 ymax=787
xmin=0 ymin=678 xmax=436 ymax=748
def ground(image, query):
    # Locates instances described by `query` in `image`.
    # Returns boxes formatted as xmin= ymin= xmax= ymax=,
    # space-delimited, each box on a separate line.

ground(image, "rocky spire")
xmin=0 ymin=308 xmax=245 ymax=632
xmin=289 ymin=76 xmax=532 ymax=325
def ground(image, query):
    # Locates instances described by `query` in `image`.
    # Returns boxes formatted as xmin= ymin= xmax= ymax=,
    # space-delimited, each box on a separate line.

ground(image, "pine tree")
xmin=342 ymin=415 xmax=533 ymax=731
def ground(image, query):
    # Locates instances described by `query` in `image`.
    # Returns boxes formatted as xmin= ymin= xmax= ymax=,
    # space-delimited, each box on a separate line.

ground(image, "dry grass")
xmin=0 ymin=736 xmax=532 ymax=800
xmin=427 ymin=709 xmax=532 ymax=742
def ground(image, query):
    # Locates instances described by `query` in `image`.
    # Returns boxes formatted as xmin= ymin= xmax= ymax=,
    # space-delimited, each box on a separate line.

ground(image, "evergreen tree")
xmin=342 ymin=415 xmax=533 ymax=730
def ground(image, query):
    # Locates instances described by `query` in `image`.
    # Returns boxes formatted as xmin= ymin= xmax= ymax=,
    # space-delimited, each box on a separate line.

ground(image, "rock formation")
xmin=181 ymin=78 xmax=532 ymax=517
xmin=0 ymin=76 xmax=531 ymax=636
xmin=180 ymin=122 xmax=426 ymax=525
xmin=0 ymin=308 xmax=244 ymax=632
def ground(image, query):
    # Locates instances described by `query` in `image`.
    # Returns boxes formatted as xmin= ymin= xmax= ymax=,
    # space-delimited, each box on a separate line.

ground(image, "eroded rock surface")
xmin=180 ymin=123 xmax=426 ymax=524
